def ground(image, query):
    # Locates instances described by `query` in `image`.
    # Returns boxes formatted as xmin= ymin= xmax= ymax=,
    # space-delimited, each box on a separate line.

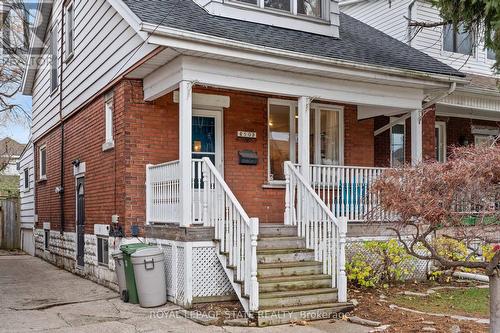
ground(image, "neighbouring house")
xmin=17 ymin=139 xmax=35 ymax=255
xmin=341 ymin=0 xmax=500 ymax=163
xmin=0 ymin=137 xmax=25 ymax=198
xmin=21 ymin=0 xmax=472 ymax=325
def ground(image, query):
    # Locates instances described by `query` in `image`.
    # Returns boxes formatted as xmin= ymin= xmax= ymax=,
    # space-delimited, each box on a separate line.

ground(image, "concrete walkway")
xmin=0 ymin=253 xmax=372 ymax=333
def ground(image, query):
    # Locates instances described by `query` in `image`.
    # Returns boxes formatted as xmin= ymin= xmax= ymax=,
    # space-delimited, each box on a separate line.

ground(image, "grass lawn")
xmin=391 ymin=287 xmax=490 ymax=318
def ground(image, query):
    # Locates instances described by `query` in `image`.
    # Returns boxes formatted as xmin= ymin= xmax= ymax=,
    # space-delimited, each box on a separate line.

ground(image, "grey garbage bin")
xmin=131 ymin=247 xmax=167 ymax=308
xmin=112 ymin=251 xmax=127 ymax=301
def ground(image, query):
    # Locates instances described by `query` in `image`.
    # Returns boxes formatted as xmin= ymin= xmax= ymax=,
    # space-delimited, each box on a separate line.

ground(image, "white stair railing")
xmin=309 ymin=164 xmax=394 ymax=222
xmin=284 ymin=161 xmax=347 ymax=302
xmin=201 ymin=157 xmax=259 ymax=314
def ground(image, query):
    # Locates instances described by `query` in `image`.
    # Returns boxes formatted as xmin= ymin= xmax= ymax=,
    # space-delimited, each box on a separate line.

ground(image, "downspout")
xmin=374 ymin=82 xmax=457 ymax=137
xmin=59 ymin=7 xmax=65 ymax=235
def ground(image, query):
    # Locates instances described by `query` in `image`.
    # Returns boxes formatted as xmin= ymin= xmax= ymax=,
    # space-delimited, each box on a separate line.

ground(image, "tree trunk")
xmin=491 ymin=272 xmax=500 ymax=333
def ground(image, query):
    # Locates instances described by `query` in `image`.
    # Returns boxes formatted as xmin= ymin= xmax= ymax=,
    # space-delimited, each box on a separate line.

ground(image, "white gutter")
xmin=140 ymin=23 xmax=468 ymax=86
xmin=374 ymin=82 xmax=457 ymax=136
xmin=452 ymin=271 xmax=489 ymax=283
xmin=339 ymin=0 xmax=369 ymax=6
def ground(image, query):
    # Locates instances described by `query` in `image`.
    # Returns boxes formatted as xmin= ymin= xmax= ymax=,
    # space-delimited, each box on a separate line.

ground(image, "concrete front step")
xmin=258 ymin=261 xmax=323 ymax=278
xmin=259 ymin=224 xmax=297 ymax=238
xmin=257 ymin=248 xmax=315 ymax=264
xmin=259 ymin=288 xmax=338 ymax=309
xmin=256 ymin=302 xmax=355 ymax=326
xmin=257 ymin=237 xmax=306 ymax=250
xmin=259 ymin=274 xmax=332 ymax=292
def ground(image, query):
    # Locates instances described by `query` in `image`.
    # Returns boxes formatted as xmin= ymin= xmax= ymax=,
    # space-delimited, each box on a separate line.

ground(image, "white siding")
xmin=18 ymin=141 xmax=35 ymax=228
xmin=341 ymin=0 xmax=411 ymax=42
xmin=412 ymin=0 xmax=497 ymax=77
xmin=31 ymin=0 xmax=156 ymax=141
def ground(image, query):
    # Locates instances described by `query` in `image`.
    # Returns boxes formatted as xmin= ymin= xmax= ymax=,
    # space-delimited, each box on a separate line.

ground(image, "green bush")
xmin=346 ymin=239 xmax=414 ymax=288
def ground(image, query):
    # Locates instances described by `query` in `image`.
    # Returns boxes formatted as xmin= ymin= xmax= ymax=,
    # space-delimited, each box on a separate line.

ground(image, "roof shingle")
xmin=123 ymin=0 xmax=465 ymax=78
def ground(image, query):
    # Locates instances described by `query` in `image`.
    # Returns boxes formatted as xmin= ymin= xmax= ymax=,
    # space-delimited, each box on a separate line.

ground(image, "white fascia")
xmin=141 ymin=22 xmax=468 ymax=90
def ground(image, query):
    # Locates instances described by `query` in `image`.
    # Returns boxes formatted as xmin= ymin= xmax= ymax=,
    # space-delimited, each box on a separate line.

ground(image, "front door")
xmin=76 ymin=177 xmax=85 ymax=267
xmin=192 ymin=110 xmax=223 ymax=222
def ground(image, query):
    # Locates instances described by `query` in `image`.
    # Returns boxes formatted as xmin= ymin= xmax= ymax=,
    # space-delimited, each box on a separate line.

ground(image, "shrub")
xmin=346 ymin=239 xmax=414 ymax=288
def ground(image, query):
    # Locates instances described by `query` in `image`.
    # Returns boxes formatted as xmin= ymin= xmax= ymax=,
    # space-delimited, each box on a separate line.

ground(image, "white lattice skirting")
xmin=147 ymin=239 xmax=234 ymax=307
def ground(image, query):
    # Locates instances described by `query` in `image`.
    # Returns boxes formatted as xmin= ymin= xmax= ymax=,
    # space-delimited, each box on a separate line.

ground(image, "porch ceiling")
xmin=141 ymin=55 xmax=427 ymax=111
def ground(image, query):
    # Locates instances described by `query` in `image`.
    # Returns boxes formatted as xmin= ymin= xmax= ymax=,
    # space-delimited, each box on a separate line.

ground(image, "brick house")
xmin=21 ymin=0 xmax=478 ymax=325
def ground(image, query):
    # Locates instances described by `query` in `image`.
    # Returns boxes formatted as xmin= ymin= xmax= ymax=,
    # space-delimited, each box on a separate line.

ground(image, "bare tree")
xmin=372 ymin=144 xmax=500 ymax=332
xmin=0 ymin=0 xmax=31 ymax=127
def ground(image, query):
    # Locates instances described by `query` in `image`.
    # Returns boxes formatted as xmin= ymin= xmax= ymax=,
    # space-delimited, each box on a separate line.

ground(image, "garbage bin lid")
xmin=120 ymin=243 xmax=150 ymax=255
xmin=131 ymin=247 xmax=163 ymax=258
xmin=111 ymin=251 xmax=123 ymax=259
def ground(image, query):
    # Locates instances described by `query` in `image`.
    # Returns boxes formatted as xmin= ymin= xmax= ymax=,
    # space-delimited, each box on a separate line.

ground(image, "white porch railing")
xmin=146 ymin=160 xmax=181 ymax=224
xmin=309 ymin=164 xmax=395 ymax=222
xmin=284 ymin=161 xmax=347 ymax=302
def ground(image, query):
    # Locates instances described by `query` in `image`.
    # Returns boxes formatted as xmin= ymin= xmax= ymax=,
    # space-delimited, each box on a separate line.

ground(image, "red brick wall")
xmin=422 ymin=106 xmax=436 ymax=161
xmin=436 ymin=116 xmax=500 ymax=151
xmin=35 ymin=80 xmax=379 ymax=231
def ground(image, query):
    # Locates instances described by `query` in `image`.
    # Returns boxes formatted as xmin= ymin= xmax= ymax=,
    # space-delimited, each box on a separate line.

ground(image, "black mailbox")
xmin=238 ymin=150 xmax=258 ymax=165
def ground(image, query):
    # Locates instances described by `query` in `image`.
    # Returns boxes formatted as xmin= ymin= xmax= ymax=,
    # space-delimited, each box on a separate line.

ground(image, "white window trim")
xmin=23 ymin=167 xmax=30 ymax=191
xmin=102 ymin=93 xmax=115 ymax=151
xmin=39 ymin=145 xmax=47 ymax=181
xmin=267 ymin=98 xmax=344 ymax=184
xmin=226 ymin=0 xmax=329 ymax=21
xmin=64 ymin=1 xmax=75 ymax=62
xmin=50 ymin=24 xmax=59 ymax=94
xmin=435 ymin=121 xmax=447 ymax=163
xmin=389 ymin=117 xmax=406 ymax=168
xmin=441 ymin=23 xmax=477 ymax=58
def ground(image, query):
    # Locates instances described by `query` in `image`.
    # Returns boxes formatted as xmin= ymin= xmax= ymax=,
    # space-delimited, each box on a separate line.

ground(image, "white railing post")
xmin=145 ymin=164 xmax=152 ymax=225
xmin=411 ymin=109 xmax=423 ymax=165
xmin=337 ymin=216 xmax=348 ymax=302
xmin=284 ymin=163 xmax=291 ymax=225
xmin=179 ymin=81 xmax=193 ymax=227
xmin=202 ymin=160 xmax=209 ymax=226
xmin=249 ymin=217 xmax=259 ymax=312
xmin=298 ymin=96 xmax=311 ymax=183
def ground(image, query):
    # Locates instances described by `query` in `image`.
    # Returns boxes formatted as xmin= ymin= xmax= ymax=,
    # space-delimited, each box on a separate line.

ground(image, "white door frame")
xmin=192 ymin=108 xmax=224 ymax=173
xmin=435 ymin=121 xmax=447 ymax=163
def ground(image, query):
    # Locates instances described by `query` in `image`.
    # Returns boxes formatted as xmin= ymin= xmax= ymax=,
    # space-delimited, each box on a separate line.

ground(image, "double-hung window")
xmin=238 ymin=0 xmax=323 ymax=18
xmin=39 ymin=145 xmax=47 ymax=180
xmin=268 ymin=99 xmax=342 ymax=182
xmin=102 ymin=93 xmax=114 ymax=151
xmin=23 ymin=168 xmax=29 ymax=190
xmin=443 ymin=23 xmax=474 ymax=55
xmin=50 ymin=25 xmax=58 ymax=92
xmin=390 ymin=119 xmax=405 ymax=167
xmin=65 ymin=2 xmax=75 ymax=60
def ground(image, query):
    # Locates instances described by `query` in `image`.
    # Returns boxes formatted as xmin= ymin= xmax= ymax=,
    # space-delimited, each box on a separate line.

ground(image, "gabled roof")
xmin=122 ymin=0 xmax=464 ymax=78
xmin=0 ymin=137 xmax=25 ymax=157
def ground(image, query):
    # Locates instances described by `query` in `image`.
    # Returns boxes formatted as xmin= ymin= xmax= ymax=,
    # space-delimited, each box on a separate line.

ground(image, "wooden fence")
xmin=0 ymin=198 xmax=20 ymax=249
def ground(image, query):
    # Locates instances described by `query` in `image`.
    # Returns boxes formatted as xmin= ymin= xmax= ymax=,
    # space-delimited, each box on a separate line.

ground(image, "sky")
xmin=0 ymin=93 xmax=32 ymax=144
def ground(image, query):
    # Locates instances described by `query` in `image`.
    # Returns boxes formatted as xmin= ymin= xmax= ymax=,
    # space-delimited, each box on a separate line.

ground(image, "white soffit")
xmin=438 ymin=92 xmax=500 ymax=113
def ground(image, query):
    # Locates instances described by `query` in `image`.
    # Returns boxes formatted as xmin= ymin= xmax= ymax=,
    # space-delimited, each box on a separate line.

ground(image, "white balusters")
xmin=306 ymin=164 xmax=391 ymax=222
xmin=199 ymin=157 xmax=259 ymax=314
xmin=145 ymin=160 xmax=181 ymax=224
xmin=285 ymin=161 xmax=342 ymax=292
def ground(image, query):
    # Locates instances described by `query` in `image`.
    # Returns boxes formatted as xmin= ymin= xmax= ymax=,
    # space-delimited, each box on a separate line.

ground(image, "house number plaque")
xmin=237 ymin=131 xmax=257 ymax=139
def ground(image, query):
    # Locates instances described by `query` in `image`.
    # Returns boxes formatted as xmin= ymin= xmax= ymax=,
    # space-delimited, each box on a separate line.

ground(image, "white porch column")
xmin=298 ymin=96 xmax=311 ymax=182
xmin=179 ymin=81 xmax=192 ymax=227
xmin=411 ymin=109 xmax=423 ymax=165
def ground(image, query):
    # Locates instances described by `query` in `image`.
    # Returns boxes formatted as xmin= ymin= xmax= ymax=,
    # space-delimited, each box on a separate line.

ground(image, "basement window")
xmin=97 ymin=237 xmax=109 ymax=266
xmin=44 ymin=229 xmax=49 ymax=250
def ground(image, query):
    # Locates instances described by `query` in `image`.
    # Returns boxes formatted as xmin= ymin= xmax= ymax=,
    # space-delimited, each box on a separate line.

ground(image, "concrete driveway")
xmin=0 ymin=252 xmax=372 ymax=333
